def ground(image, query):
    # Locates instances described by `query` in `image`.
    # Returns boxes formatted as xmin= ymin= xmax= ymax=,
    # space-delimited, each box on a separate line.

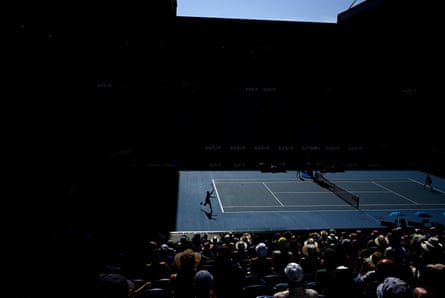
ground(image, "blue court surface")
xmin=174 ymin=170 xmax=445 ymax=234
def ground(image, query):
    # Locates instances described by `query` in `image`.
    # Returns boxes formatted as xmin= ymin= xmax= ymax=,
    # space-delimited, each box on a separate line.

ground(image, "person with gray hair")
xmin=194 ymin=269 xmax=216 ymax=298
xmin=273 ymin=262 xmax=318 ymax=298
xmin=376 ymin=277 xmax=413 ymax=298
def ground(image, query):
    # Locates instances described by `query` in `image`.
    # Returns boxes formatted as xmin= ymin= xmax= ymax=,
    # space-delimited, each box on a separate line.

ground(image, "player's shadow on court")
xmin=431 ymin=189 xmax=440 ymax=194
xmin=201 ymin=208 xmax=217 ymax=220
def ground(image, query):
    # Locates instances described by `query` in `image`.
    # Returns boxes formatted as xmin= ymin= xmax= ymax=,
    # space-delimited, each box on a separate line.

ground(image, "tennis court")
xmin=214 ymin=178 xmax=357 ymax=212
xmin=174 ymin=170 xmax=445 ymax=234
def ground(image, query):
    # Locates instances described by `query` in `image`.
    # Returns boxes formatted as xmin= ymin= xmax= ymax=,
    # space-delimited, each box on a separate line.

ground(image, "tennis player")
xmin=200 ymin=183 xmax=215 ymax=211
xmin=424 ymin=174 xmax=433 ymax=191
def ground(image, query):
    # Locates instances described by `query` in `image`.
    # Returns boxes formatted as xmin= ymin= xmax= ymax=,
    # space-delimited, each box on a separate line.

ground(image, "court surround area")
xmin=172 ymin=170 xmax=445 ymax=237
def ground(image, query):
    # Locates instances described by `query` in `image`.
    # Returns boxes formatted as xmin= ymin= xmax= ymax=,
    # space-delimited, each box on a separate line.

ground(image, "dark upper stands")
xmin=10 ymin=0 xmax=443 ymax=174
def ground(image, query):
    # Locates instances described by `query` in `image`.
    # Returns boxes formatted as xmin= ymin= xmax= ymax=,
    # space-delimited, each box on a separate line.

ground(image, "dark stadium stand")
xmin=9 ymin=1 xmax=444 ymax=297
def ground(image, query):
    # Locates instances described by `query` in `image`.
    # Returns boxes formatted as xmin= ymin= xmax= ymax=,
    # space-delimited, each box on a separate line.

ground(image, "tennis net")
xmin=314 ymin=172 xmax=360 ymax=209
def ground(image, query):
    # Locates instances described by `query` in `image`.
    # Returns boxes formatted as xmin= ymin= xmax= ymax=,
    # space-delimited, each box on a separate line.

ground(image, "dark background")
xmin=9 ymin=0 xmax=443 ymax=231
xmin=7 ymin=1 xmax=443 ymax=295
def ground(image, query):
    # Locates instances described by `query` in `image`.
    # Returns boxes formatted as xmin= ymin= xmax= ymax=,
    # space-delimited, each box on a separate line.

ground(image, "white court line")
xmin=214 ymin=178 xmax=443 ymax=212
xmin=371 ymin=181 xmax=418 ymax=204
xmin=212 ymin=178 xmax=225 ymax=213
xmin=262 ymin=182 xmax=285 ymax=206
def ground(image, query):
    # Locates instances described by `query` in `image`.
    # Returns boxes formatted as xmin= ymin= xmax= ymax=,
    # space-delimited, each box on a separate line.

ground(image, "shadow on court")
xmin=200 ymin=208 xmax=217 ymax=220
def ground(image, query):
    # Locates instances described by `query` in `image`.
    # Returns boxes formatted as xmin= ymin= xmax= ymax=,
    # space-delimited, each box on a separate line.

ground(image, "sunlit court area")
xmin=174 ymin=170 xmax=445 ymax=235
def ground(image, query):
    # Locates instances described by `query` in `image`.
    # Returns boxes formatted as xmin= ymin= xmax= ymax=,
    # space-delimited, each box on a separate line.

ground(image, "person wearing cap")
xmin=157 ymin=243 xmax=175 ymax=264
xmin=420 ymin=237 xmax=444 ymax=263
xmin=233 ymin=237 xmax=251 ymax=264
xmin=273 ymin=262 xmax=318 ymax=298
xmin=300 ymin=237 xmax=321 ymax=275
xmin=272 ymin=237 xmax=295 ymax=275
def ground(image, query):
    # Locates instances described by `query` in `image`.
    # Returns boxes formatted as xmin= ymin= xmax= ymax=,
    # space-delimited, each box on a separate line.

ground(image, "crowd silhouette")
xmin=82 ymin=223 xmax=445 ymax=298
